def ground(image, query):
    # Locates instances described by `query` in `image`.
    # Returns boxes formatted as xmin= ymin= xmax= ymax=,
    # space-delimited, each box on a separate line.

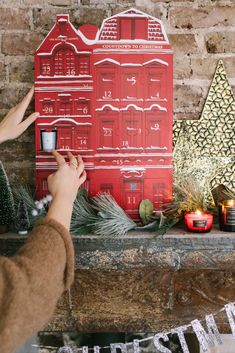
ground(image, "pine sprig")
xmin=70 ymin=190 xmax=98 ymax=235
xmin=12 ymin=187 xmax=177 ymax=237
xmin=92 ymin=193 xmax=137 ymax=237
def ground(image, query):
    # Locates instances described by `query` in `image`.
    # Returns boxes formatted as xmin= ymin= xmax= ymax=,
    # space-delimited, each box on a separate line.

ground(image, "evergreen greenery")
xmin=13 ymin=186 xmax=46 ymax=228
xmin=12 ymin=187 xmax=176 ymax=237
xmin=70 ymin=190 xmax=136 ymax=237
xmin=0 ymin=161 xmax=15 ymax=227
xmin=70 ymin=189 xmax=98 ymax=235
xmin=17 ymin=199 xmax=30 ymax=234
xmin=92 ymin=193 xmax=137 ymax=237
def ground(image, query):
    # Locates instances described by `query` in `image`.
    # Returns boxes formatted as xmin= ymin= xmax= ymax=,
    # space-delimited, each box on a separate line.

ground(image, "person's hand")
xmin=48 ymin=150 xmax=86 ymax=204
xmin=46 ymin=150 xmax=86 ymax=230
xmin=0 ymin=86 xmax=39 ymax=144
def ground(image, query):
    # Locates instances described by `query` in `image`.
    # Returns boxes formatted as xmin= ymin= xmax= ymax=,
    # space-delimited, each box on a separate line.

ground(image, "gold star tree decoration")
xmin=173 ymin=60 xmax=235 ymax=207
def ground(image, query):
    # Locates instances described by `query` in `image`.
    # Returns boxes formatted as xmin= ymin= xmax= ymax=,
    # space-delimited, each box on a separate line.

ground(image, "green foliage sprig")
xmin=13 ymin=186 xmax=46 ymax=229
xmin=71 ymin=190 xmax=136 ymax=237
xmin=12 ymin=186 xmax=176 ymax=237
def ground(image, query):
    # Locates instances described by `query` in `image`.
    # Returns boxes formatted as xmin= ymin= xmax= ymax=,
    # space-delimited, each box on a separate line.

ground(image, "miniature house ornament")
xmin=34 ymin=8 xmax=173 ymax=218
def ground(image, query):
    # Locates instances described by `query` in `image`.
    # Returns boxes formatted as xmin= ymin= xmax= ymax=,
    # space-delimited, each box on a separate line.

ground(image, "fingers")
xmin=21 ymin=86 xmax=35 ymax=108
xmin=51 ymin=149 xmax=66 ymax=166
xmin=67 ymin=151 xmax=77 ymax=168
xmin=77 ymin=155 xmax=83 ymax=165
xmin=47 ymin=172 xmax=54 ymax=182
xmin=15 ymin=86 xmax=35 ymax=121
xmin=76 ymin=155 xmax=85 ymax=176
xmin=79 ymin=170 xmax=87 ymax=185
xmin=14 ymin=112 xmax=39 ymax=138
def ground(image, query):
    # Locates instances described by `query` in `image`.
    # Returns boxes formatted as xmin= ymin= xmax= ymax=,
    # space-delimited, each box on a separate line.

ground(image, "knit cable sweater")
xmin=0 ymin=217 xmax=75 ymax=353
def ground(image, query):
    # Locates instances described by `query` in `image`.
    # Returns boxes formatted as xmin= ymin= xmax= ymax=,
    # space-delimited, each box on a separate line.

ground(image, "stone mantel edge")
xmin=1 ymin=226 xmax=235 ymax=271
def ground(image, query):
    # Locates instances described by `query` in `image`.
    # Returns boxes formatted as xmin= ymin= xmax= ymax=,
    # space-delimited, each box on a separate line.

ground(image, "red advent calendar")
xmin=35 ymin=8 xmax=173 ymax=218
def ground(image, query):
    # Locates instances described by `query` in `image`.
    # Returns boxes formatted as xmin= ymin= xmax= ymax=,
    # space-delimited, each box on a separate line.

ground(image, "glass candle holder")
xmin=218 ymin=200 xmax=235 ymax=232
xmin=184 ymin=210 xmax=213 ymax=233
xmin=40 ymin=129 xmax=57 ymax=152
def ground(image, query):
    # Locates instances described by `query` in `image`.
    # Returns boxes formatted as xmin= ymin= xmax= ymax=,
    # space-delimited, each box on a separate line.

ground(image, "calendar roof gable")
xmin=98 ymin=7 xmax=169 ymax=43
xmin=35 ymin=14 xmax=88 ymax=54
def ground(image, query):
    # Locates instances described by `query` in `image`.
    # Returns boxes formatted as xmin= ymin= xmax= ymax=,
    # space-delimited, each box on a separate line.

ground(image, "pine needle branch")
xmin=13 ymin=186 xmax=46 ymax=227
xmin=70 ymin=191 xmax=98 ymax=235
xmin=92 ymin=193 xmax=137 ymax=237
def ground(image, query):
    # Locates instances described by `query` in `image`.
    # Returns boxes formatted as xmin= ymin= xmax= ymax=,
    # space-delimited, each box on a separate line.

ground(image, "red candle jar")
xmin=184 ymin=210 xmax=213 ymax=233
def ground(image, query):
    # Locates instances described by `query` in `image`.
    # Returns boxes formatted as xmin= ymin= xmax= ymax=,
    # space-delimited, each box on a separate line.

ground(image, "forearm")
xmin=46 ymin=195 xmax=74 ymax=230
xmin=0 ymin=130 xmax=7 ymax=144
xmin=0 ymin=218 xmax=74 ymax=353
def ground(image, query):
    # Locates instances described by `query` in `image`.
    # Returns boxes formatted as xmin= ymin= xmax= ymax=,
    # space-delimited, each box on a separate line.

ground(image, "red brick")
xmin=22 ymin=0 xmax=73 ymax=4
xmin=174 ymin=112 xmax=200 ymax=121
xmin=206 ymin=31 xmax=235 ymax=53
xmin=111 ymin=5 xmax=162 ymax=18
xmin=73 ymin=7 xmax=107 ymax=27
xmin=174 ymin=56 xmax=191 ymax=80
xmin=174 ymin=84 xmax=206 ymax=112
xmin=190 ymin=57 xmax=235 ymax=79
xmin=0 ymin=85 xmax=33 ymax=110
xmin=0 ymin=8 xmax=31 ymax=30
xmin=0 ymin=60 xmax=6 ymax=81
xmin=2 ymin=33 xmax=44 ymax=55
xmin=168 ymin=34 xmax=198 ymax=55
xmin=8 ymin=57 xmax=34 ymax=83
xmin=33 ymin=8 xmax=69 ymax=32
xmin=170 ymin=6 xmax=235 ymax=29
xmin=152 ymin=0 xmax=193 ymax=2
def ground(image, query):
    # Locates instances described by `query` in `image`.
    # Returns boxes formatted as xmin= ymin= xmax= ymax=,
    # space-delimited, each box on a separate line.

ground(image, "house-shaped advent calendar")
xmin=35 ymin=8 xmax=173 ymax=218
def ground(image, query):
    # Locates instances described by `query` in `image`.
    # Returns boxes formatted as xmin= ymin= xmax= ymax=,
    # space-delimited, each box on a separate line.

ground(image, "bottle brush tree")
xmin=17 ymin=199 xmax=30 ymax=235
xmin=0 ymin=161 xmax=15 ymax=232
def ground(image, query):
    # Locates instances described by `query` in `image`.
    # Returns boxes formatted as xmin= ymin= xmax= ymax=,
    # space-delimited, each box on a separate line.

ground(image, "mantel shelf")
xmin=1 ymin=225 xmax=234 ymax=271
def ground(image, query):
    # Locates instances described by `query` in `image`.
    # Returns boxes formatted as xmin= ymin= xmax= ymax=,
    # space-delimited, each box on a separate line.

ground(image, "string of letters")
xmin=33 ymin=302 xmax=235 ymax=353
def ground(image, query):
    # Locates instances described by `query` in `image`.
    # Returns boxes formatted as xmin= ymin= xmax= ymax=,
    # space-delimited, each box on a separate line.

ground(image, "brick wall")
xmin=0 ymin=0 xmax=234 ymax=188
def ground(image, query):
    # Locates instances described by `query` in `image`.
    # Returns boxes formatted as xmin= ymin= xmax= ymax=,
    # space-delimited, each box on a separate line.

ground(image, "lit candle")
xmin=218 ymin=200 xmax=235 ymax=232
xmin=184 ymin=210 xmax=213 ymax=233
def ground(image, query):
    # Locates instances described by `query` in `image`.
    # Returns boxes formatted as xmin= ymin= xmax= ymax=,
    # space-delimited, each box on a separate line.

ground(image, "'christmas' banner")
xmin=34 ymin=301 xmax=235 ymax=353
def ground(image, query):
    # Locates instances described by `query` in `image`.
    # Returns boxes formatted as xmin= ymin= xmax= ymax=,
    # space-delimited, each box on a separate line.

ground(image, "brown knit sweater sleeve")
xmin=0 ymin=217 xmax=75 ymax=353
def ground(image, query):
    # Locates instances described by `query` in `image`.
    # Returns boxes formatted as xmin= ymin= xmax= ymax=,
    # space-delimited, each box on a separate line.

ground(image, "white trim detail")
xmin=35 ymin=22 xmax=57 ymax=52
xmin=95 ymin=152 xmax=172 ymax=157
xmin=35 ymin=87 xmax=93 ymax=92
xmin=94 ymin=59 xmax=168 ymax=67
xmin=77 ymin=29 xmax=97 ymax=46
xmin=144 ymin=104 xmax=167 ymax=111
xmin=98 ymin=7 xmax=169 ymax=44
xmin=38 ymin=115 xmax=91 ymax=118
xmin=37 ymin=42 xmax=92 ymax=56
xmin=121 ymin=63 xmax=142 ymax=67
xmin=94 ymin=58 xmax=120 ymax=66
xmin=96 ymin=104 xmax=120 ymax=112
xmin=143 ymin=58 xmax=168 ymax=66
xmin=38 ymin=118 xmax=92 ymax=126
xmin=120 ymin=104 xmax=143 ymax=111
xmin=121 ymin=167 xmax=145 ymax=171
